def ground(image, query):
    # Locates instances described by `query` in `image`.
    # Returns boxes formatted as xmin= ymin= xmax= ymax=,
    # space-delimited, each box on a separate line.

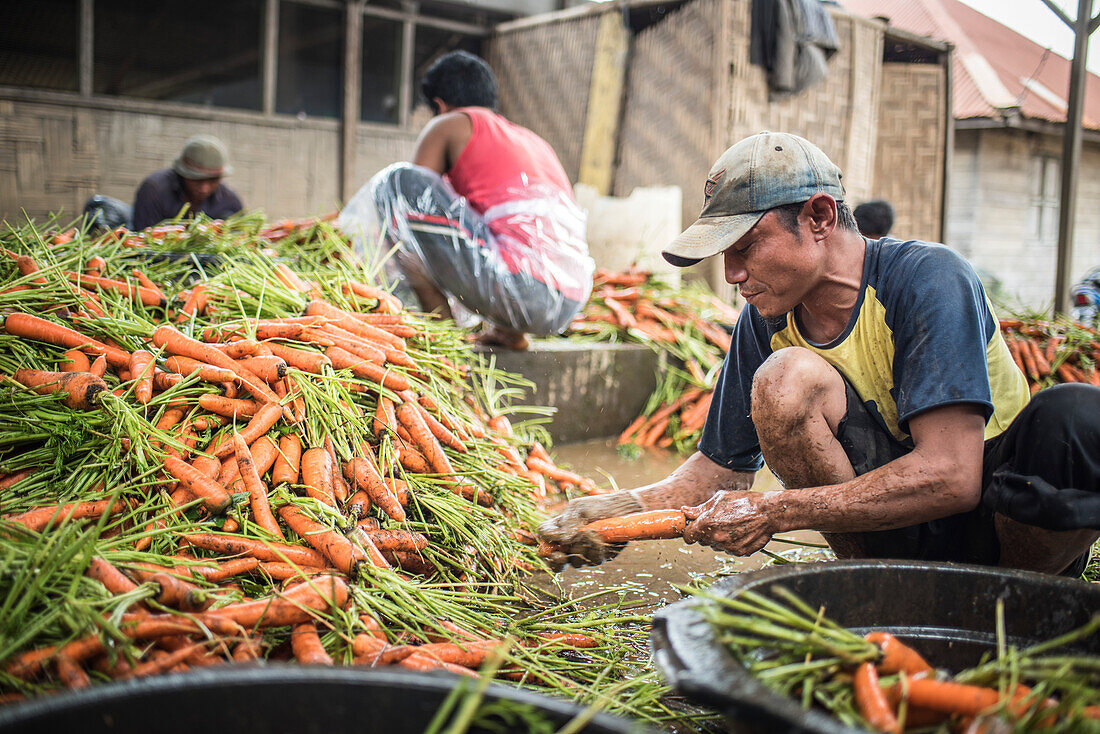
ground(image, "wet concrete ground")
xmin=541 ymin=439 xmax=832 ymax=611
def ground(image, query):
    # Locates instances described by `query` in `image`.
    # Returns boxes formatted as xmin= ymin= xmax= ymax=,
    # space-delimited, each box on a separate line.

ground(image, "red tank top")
xmin=445 ymin=107 xmax=573 ymax=212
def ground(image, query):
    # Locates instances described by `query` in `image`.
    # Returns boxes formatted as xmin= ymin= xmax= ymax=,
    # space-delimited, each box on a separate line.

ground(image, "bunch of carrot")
xmin=0 ymin=214 xmax=697 ymax=724
xmin=1000 ymin=316 xmax=1100 ymax=391
xmin=692 ymin=586 xmax=1100 ymax=733
xmin=568 ymin=269 xmax=738 ymax=455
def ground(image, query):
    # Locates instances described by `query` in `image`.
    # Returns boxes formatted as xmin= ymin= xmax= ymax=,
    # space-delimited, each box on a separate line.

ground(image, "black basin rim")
xmin=651 ymin=559 xmax=1100 ymax=734
xmin=0 ymin=665 xmax=647 ymax=733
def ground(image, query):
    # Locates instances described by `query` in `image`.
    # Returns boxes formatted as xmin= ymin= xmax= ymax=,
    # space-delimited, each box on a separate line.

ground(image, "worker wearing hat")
xmin=131 ymin=135 xmax=243 ymax=231
xmin=540 ymin=131 xmax=1100 ymax=576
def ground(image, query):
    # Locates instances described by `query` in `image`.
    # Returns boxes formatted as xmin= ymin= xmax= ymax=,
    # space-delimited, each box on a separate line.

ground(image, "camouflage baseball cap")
xmin=173 ymin=135 xmax=232 ymax=180
xmin=662 ymin=132 xmax=845 ymax=266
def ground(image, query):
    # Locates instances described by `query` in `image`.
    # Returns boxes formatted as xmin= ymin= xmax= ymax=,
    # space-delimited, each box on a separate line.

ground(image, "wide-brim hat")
xmin=663 ymin=132 xmax=845 ymax=266
xmin=173 ymin=135 xmax=232 ymax=180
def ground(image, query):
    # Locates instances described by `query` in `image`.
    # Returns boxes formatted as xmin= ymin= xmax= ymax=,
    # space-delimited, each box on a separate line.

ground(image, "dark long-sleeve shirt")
xmin=131 ymin=168 xmax=243 ymax=231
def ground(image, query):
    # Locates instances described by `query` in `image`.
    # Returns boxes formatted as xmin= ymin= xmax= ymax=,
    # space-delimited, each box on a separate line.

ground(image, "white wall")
xmin=945 ymin=127 xmax=1100 ymax=310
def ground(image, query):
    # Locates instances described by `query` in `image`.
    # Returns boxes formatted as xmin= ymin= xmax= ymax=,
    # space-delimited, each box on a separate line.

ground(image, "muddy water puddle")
xmin=538 ymin=439 xmax=831 ymax=611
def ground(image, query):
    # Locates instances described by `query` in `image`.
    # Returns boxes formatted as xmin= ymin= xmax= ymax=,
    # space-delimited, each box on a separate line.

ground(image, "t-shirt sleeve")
xmin=697 ymin=308 xmax=775 ymax=472
xmin=884 ymin=244 xmax=996 ymax=431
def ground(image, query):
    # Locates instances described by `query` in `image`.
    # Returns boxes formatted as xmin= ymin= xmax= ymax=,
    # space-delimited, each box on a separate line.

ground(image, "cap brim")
xmin=661 ymin=211 xmax=766 ymax=266
xmin=173 ymin=158 xmax=230 ymax=180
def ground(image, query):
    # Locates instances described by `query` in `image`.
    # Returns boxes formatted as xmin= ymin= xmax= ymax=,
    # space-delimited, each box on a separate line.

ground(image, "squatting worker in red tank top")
xmin=364 ymin=51 xmax=594 ymax=349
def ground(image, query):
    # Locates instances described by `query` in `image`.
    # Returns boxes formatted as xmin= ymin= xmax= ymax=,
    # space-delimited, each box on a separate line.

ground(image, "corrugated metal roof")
xmin=842 ymin=0 xmax=1100 ymax=130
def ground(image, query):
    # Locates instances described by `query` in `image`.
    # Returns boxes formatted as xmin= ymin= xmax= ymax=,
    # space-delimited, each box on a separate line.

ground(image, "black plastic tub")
xmin=0 ymin=666 xmax=651 ymax=734
xmin=651 ymin=560 xmax=1100 ymax=734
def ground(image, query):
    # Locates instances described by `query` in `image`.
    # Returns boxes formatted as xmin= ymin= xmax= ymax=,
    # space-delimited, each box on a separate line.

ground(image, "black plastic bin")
xmin=0 ymin=666 xmax=651 ymax=734
xmin=651 ymin=560 xmax=1100 ymax=734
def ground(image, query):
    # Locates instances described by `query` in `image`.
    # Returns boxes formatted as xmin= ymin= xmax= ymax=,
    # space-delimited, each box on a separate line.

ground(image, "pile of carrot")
xmin=568 ymin=269 xmax=738 ymax=454
xmin=693 ymin=586 xmax=1100 ymax=733
xmin=0 ymin=214 xmax=674 ymax=714
xmin=1000 ymin=316 xmax=1100 ymax=391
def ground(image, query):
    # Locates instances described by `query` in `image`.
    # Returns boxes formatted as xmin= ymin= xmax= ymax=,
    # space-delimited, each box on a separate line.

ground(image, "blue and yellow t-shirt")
xmin=699 ymin=237 xmax=1030 ymax=472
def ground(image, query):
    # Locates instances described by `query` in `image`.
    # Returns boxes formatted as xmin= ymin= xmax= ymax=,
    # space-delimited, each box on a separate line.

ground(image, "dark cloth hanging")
xmin=751 ymin=0 xmax=840 ymax=97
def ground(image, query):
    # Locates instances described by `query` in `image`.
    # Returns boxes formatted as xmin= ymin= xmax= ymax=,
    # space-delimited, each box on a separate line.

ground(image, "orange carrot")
xmin=0 ymin=468 xmax=36 ymax=491
xmin=210 ymin=403 xmax=282 ymax=458
xmin=130 ymin=269 xmax=164 ymax=299
xmin=854 ymin=662 xmax=900 ymax=733
xmin=865 ymin=632 xmax=932 ymax=676
xmin=235 ymin=355 xmax=287 ymax=382
xmin=162 ymin=456 xmax=232 ymax=513
xmin=4 ymin=499 xmax=125 ymax=533
xmin=399 ymin=653 xmax=480 ymax=677
xmin=405 ymin=639 xmax=504 ymax=668
xmin=264 ymin=342 xmax=330 ymax=373
xmin=305 ymin=300 xmax=405 ymax=351
xmin=291 ymin=621 xmax=334 ymax=665
xmin=175 ymin=284 xmax=208 ymax=323
xmin=210 ymin=338 xmax=261 ymax=359
xmin=325 ymin=435 xmax=349 ymax=504
xmin=129 ymin=350 xmax=155 ymax=404
xmin=153 ymin=325 xmax=282 ymax=409
xmin=85 ymin=557 xmax=140 ymax=596
xmin=578 ymin=509 xmax=686 ymax=543
xmin=300 ymin=447 xmax=335 ymax=506
xmin=396 ymin=401 xmax=454 ymax=477
xmin=88 ymin=354 xmax=107 ymax=378
xmin=60 ymin=348 xmax=91 ymax=373
xmin=344 ymin=456 xmax=406 ymax=522
xmin=233 ymin=434 xmax=283 ymax=539
xmin=325 ymin=346 xmax=410 ymax=391
xmin=55 ymin=654 xmax=91 ymax=688
xmin=374 ymin=396 xmax=399 ymax=438
xmin=181 ymin=532 xmax=326 ymax=567
xmin=13 ymin=369 xmax=108 ymax=410
xmin=343 ymin=281 xmax=404 ymax=314
xmin=358 ymin=529 xmax=427 ymax=553
xmin=895 ymin=678 xmax=1009 ymax=719
xmin=198 ymin=394 xmax=260 ymax=418
xmin=412 ymin=402 xmax=467 ymax=453
xmin=65 ymin=272 xmax=166 ymax=307
xmin=278 ymin=505 xmax=381 ymax=575
xmin=273 ymin=433 xmax=302 ymax=486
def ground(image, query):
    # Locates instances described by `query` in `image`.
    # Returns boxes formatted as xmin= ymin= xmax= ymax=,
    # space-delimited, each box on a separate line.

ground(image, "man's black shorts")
xmin=835 ymin=381 xmax=1100 ymax=577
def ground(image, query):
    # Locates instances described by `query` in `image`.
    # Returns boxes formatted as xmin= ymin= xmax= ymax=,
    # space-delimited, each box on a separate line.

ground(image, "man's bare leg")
xmin=750 ymin=348 xmax=866 ymax=558
xmin=995 ymin=515 xmax=1098 ymax=575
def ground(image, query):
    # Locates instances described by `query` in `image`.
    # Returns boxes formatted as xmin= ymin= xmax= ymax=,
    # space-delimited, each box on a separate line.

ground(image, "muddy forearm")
xmin=763 ymin=449 xmax=981 ymax=534
xmin=633 ymin=452 xmax=755 ymax=511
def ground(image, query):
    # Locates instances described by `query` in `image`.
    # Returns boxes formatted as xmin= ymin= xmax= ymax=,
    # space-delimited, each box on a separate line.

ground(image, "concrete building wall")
xmin=0 ymin=95 xmax=418 ymax=225
xmin=945 ymin=127 xmax=1100 ymax=309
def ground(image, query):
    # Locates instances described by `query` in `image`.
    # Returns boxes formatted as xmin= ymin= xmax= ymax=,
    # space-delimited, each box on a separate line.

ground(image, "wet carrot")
xmin=898 ymin=678 xmax=1004 ymax=717
xmin=65 ymin=272 xmax=165 ymax=307
xmin=300 ymin=446 xmax=335 ymax=506
xmin=344 ymin=455 xmax=405 ymax=522
xmin=232 ymin=638 xmax=263 ymax=662
xmin=399 ymin=653 xmax=479 ymax=678
xmin=210 ymin=403 xmax=282 ymax=458
xmin=130 ymin=269 xmax=164 ymax=299
xmin=343 ymin=281 xmax=404 ymax=314
xmin=413 ymin=402 xmax=467 ymax=453
xmin=175 ymin=284 xmax=208 ymax=323
xmin=55 ymin=654 xmax=91 ymax=688
xmin=162 ymin=455 xmax=232 ymax=513
xmin=85 ymin=557 xmax=140 ymax=596
xmin=291 ymin=621 xmax=334 ymax=665
xmin=198 ymin=394 xmax=261 ymax=418
xmin=406 ymin=639 xmax=504 ymax=668
xmin=0 ymin=468 xmax=36 ymax=490
xmin=305 ymin=300 xmax=404 ymax=351
xmin=278 ymin=506 xmax=379 ymax=576
xmin=865 ymin=631 xmax=932 ymax=676
xmin=185 ymin=556 xmax=261 ymax=583
xmin=579 ymin=509 xmax=686 ymax=543
xmin=5 ymin=499 xmax=125 ymax=533
xmin=273 ymin=433 xmax=302 ymax=487
xmin=181 ymin=533 xmax=327 ymax=567
xmin=153 ymin=325 xmax=282 ymax=409
xmin=233 ymin=434 xmax=283 ymax=539
xmin=13 ymin=369 xmax=108 ymax=410
xmin=325 ymin=435 xmax=349 ymax=504
xmin=264 ymin=342 xmax=330 ymax=373
xmin=374 ymin=396 xmax=398 ymax=438
xmin=60 ymin=348 xmax=91 ymax=373
xmin=235 ymin=355 xmax=287 ymax=382
xmin=325 ymin=346 xmax=410 ymax=391
xmin=395 ymin=401 xmax=454 ymax=477
xmin=130 ymin=350 xmax=155 ymax=404
xmin=539 ymin=633 xmax=600 ymax=648
xmin=6 ymin=635 xmax=105 ymax=680
xmin=88 ymin=354 xmax=108 ymax=378
xmin=854 ymin=662 xmax=900 ymax=733
xmin=358 ymin=529 xmax=427 ymax=553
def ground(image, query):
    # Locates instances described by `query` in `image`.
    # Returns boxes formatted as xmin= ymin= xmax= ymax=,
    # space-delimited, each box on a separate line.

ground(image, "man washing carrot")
xmin=540 ymin=132 xmax=1100 ymax=577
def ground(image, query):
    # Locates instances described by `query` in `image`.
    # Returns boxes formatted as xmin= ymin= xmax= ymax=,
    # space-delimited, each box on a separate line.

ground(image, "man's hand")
xmin=681 ymin=491 xmax=777 ymax=556
xmin=537 ymin=491 xmax=643 ymax=570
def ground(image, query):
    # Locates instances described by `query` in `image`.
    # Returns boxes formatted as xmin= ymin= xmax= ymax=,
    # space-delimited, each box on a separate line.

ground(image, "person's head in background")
xmin=173 ymin=135 xmax=231 ymax=205
xmin=853 ymin=200 xmax=895 ymax=240
xmin=420 ymin=51 xmax=498 ymax=115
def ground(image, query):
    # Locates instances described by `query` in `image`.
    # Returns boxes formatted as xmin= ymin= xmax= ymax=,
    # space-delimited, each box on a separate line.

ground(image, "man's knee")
xmin=751 ymin=348 xmax=847 ymax=433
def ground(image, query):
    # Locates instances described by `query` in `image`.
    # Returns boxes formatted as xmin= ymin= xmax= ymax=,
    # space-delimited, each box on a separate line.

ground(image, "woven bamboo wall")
xmin=614 ymin=0 xmax=719 ymax=232
xmin=487 ymin=13 xmax=601 ymax=182
xmin=0 ymin=98 xmax=418 ymax=225
xmin=726 ymin=6 xmax=883 ymax=207
xmin=872 ymin=63 xmax=946 ymax=243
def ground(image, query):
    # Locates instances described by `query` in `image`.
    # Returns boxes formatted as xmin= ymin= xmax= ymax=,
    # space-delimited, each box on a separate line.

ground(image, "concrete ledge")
xmin=478 ymin=341 xmax=661 ymax=443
